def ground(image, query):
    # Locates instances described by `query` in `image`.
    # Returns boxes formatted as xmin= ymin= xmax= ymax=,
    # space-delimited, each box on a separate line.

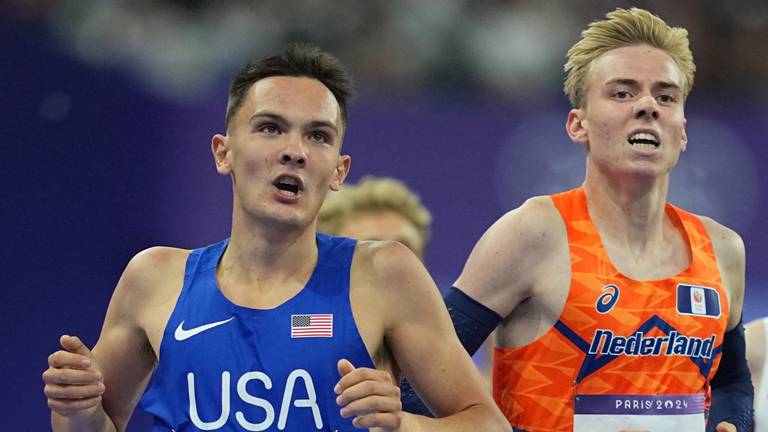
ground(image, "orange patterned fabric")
xmin=492 ymin=188 xmax=729 ymax=431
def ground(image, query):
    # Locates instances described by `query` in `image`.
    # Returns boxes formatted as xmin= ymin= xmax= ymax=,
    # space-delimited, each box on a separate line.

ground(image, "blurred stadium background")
xmin=3 ymin=1 xmax=767 ymax=429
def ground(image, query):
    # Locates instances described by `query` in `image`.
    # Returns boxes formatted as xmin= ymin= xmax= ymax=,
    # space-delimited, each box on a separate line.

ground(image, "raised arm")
xmin=43 ymin=247 xmax=186 ymax=432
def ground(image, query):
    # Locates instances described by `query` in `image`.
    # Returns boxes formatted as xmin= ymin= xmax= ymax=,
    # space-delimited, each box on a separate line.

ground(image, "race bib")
xmin=573 ymin=394 xmax=704 ymax=432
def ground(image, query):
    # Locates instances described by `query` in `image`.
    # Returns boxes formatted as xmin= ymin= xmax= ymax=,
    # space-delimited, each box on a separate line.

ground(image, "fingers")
xmin=48 ymin=350 xmax=93 ymax=370
xmin=335 ymin=359 xmax=393 ymax=393
xmin=349 ymin=411 xmax=402 ymax=429
xmin=716 ymin=422 xmax=737 ymax=432
xmin=43 ymin=335 xmax=104 ymax=417
xmin=50 ymin=335 xmax=95 ymax=370
xmin=43 ymin=367 xmax=102 ymax=386
xmin=43 ymin=367 xmax=105 ymax=417
xmin=46 ymin=395 xmax=103 ymax=416
xmin=44 ymin=380 xmax=105 ymax=400
xmin=60 ymin=335 xmax=95 ymax=359
xmin=336 ymin=376 xmax=400 ymax=407
xmin=339 ymin=392 xmax=402 ymax=426
xmin=337 ymin=358 xmax=355 ymax=377
xmin=335 ymin=359 xmax=402 ymax=430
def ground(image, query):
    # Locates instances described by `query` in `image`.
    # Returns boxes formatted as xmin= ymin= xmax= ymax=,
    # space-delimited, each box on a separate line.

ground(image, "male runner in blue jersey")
xmin=42 ymin=44 xmax=510 ymax=432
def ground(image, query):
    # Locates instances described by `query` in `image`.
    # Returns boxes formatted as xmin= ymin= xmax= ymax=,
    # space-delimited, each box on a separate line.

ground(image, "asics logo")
xmin=596 ymin=284 xmax=620 ymax=314
xmin=174 ymin=317 xmax=234 ymax=341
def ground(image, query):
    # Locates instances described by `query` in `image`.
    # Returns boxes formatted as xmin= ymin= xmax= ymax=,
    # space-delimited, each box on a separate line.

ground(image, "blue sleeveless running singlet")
xmin=139 ymin=233 xmax=375 ymax=431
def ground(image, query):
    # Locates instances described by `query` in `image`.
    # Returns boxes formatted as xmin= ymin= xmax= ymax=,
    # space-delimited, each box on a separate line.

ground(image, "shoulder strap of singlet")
xmin=666 ymin=204 xmax=717 ymax=258
xmin=549 ymin=187 xmax=588 ymax=219
xmin=176 ymin=239 xmax=229 ymax=304
xmin=316 ymin=232 xmax=356 ymax=269
xmin=194 ymin=238 xmax=229 ymax=273
xmin=549 ymin=187 xmax=591 ymax=244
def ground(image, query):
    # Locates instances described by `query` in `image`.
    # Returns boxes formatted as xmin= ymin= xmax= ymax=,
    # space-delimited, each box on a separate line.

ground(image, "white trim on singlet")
xmin=755 ymin=318 xmax=768 ymax=432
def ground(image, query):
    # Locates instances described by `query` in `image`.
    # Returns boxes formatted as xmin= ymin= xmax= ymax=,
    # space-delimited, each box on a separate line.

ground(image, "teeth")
xmin=633 ymin=143 xmax=657 ymax=151
xmin=630 ymin=132 xmax=657 ymax=142
xmin=628 ymin=132 xmax=659 ymax=145
xmin=275 ymin=176 xmax=301 ymax=195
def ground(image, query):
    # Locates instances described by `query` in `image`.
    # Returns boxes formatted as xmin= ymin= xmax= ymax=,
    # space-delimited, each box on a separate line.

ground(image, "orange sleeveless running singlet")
xmin=492 ymin=188 xmax=729 ymax=431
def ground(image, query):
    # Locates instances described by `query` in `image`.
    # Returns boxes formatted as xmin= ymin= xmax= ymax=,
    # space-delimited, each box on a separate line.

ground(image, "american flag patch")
xmin=291 ymin=314 xmax=333 ymax=338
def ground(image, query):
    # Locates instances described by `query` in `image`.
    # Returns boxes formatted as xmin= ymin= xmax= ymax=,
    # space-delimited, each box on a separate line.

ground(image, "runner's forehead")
xmin=239 ymin=76 xmax=342 ymax=129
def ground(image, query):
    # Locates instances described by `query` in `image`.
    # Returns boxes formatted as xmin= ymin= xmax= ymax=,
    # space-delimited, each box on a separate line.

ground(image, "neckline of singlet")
xmin=200 ymin=235 xmax=333 ymax=314
xmin=572 ymin=187 xmax=701 ymax=283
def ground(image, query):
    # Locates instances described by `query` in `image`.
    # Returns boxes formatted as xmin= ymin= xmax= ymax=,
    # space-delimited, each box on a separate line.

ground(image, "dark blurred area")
xmin=5 ymin=0 xmax=768 ymax=103
xmin=3 ymin=1 xmax=767 ymax=430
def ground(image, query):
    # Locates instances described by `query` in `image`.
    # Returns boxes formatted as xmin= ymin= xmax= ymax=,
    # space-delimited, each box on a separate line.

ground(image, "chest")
xmin=142 ymin=306 xmax=373 ymax=432
xmin=601 ymin=234 xmax=690 ymax=281
xmin=496 ymin=231 xmax=727 ymax=349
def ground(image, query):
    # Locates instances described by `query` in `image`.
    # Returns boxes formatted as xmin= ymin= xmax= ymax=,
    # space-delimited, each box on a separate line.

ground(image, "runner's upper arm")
xmin=701 ymin=217 xmax=746 ymax=331
xmin=355 ymin=241 xmax=496 ymax=418
xmin=91 ymin=247 xmax=186 ymax=430
xmin=454 ymin=196 xmax=564 ymax=318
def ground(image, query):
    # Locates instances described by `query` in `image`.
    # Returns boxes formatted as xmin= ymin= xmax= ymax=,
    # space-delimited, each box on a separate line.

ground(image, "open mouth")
xmin=273 ymin=175 xmax=302 ymax=197
xmin=627 ymin=132 xmax=659 ymax=151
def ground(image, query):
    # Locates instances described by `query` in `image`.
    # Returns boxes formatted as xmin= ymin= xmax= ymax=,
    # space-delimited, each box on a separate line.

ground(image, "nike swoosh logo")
xmin=174 ymin=317 xmax=234 ymax=341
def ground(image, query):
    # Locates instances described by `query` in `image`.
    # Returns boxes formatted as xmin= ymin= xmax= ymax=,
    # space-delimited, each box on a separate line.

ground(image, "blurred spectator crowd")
xmin=5 ymin=0 xmax=768 ymax=104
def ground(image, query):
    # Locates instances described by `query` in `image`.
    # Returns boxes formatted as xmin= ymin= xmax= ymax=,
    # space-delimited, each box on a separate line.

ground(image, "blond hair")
xmin=318 ymin=176 xmax=432 ymax=249
xmin=564 ymin=7 xmax=695 ymax=108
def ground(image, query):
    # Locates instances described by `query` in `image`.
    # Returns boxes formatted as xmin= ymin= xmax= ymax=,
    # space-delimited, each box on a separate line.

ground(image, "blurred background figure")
xmin=318 ymin=175 xmax=493 ymax=416
xmin=318 ymin=176 xmax=432 ymax=260
xmin=747 ymin=317 xmax=768 ymax=429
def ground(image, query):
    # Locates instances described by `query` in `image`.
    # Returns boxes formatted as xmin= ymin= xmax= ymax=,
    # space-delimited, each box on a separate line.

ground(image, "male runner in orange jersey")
xmin=440 ymin=8 xmax=754 ymax=432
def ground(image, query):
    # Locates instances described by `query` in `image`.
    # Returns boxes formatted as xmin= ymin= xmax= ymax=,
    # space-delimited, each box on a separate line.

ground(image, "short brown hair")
xmin=225 ymin=43 xmax=354 ymax=128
